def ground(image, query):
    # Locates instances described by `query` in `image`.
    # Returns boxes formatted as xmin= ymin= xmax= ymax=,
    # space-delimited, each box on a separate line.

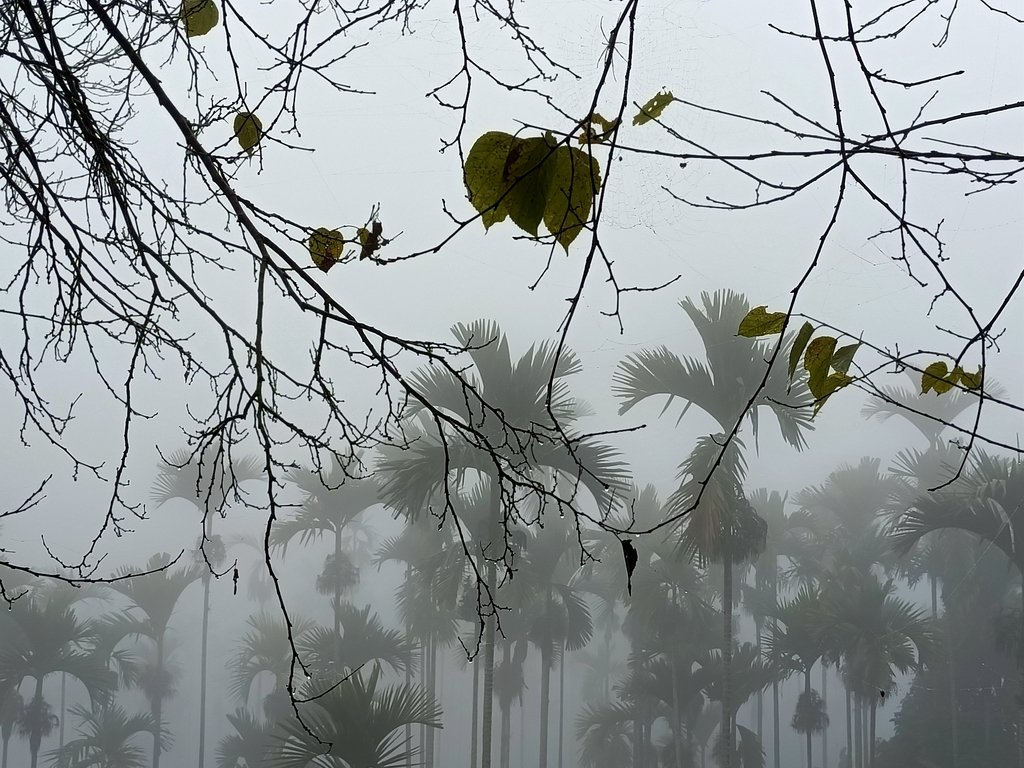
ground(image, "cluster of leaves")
xmin=738 ymin=306 xmax=859 ymax=414
xmin=464 ymin=131 xmax=601 ymax=250
xmin=306 ymin=221 xmax=386 ymax=273
xmin=921 ymin=361 xmax=983 ymax=395
xmin=738 ymin=307 xmax=983 ymax=414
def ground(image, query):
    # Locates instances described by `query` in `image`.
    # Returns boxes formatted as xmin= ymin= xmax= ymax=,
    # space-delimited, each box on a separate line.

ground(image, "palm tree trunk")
xmin=471 ymin=654 xmax=480 ymax=768
xmin=198 ymin=571 xmax=211 ymax=768
xmin=1018 ymin=582 xmax=1024 ymax=768
xmin=426 ymin=635 xmax=437 ymax=768
xmin=2 ymin=734 xmax=8 ymax=768
xmin=722 ymin=548 xmax=734 ymax=768
xmin=755 ymin=620 xmax=763 ymax=744
xmin=482 ymin=481 xmax=500 ymax=768
xmin=869 ymin=698 xmax=877 ymax=768
xmin=805 ymin=668 xmax=813 ymax=768
xmin=772 ymin=565 xmax=781 ymax=768
xmin=58 ymin=672 xmax=66 ymax=751
xmin=29 ymin=677 xmax=44 ymax=768
xmin=539 ymin=627 xmax=552 ymax=768
xmin=406 ymin=567 xmax=414 ymax=768
xmin=558 ymin=638 xmax=566 ymax=768
xmin=822 ymin=664 xmax=828 ymax=768
xmin=845 ymin=686 xmax=852 ymax=768
xmin=154 ymin=637 xmax=164 ymax=768
xmin=671 ymin=659 xmax=684 ymax=768
xmin=773 ymin=677 xmax=781 ymax=768
xmin=947 ymin=611 xmax=958 ymax=768
xmin=482 ymin=559 xmax=497 ymax=768
xmin=500 ymin=642 xmax=512 ymax=768
xmin=198 ymin=514 xmax=216 ymax=768
xmin=852 ymin=693 xmax=861 ymax=768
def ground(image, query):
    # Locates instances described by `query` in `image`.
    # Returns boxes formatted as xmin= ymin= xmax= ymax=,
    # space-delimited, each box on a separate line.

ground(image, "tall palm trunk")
xmin=869 ymin=698 xmax=877 ymax=768
xmin=2 ymin=734 xmax=8 ymax=768
xmin=58 ymin=673 xmax=66 ymax=750
xmin=558 ymin=639 xmax=566 ymax=768
xmin=198 ymin=515 xmax=215 ymax=768
xmin=772 ymin=677 xmax=781 ymax=768
xmin=28 ymin=678 xmax=44 ymax=768
xmin=671 ymin=659 xmax=684 ymax=768
xmin=845 ymin=687 xmax=852 ymax=768
xmin=500 ymin=642 xmax=512 ymax=768
xmin=426 ymin=635 xmax=437 ymax=768
xmin=755 ymin=618 xmax=763 ymax=744
xmin=804 ymin=668 xmax=813 ymax=768
xmin=481 ymin=481 xmax=501 ymax=768
xmin=852 ymin=693 xmax=861 ymax=768
xmin=946 ymin=610 xmax=958 ymax=768
xmin=539 ymin=603 xmax=552 ymax=768
xmin=1018 ymin=583 xmax=1024 ymax=768
xmin=822 ymin=664 xmax=828 ymax=768
xmin=771 ymin=566 xmax=781 ymax=768
xmin=154 ymin=636 xmax=165 ymax=768
xmin=722 ymin=548 xmax=734 ymax=768
xmin=471 ymin=655 xmax=480 ymax=768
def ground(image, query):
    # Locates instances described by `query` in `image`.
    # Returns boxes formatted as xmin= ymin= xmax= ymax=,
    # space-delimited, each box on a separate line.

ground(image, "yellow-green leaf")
xmin=544 ymin=145 xmax=601 ymax=251
xmin=464 ymin=131 xmax=517 ymax=228
xmin=921 ymin=361 xmax=952 ymax=395
xmin=233 ymin=112 xmax=262 ymax=156
xmin=308 ymin=227 xmax=344 ymax=273
xmin=958 ymin=367 xmax=983 ymax=390
xmin=831 ymin=343 xmax=859 ymax=376
xmin=737 ymin=306 xmax=787 ymax=338
xmin=804 ymin=336 xmax=837 ymax=400
xmin=503 ymin=135 xmax=556 ymax=237
xmin=788 ymin=322 xmax=815 ymax=380
xmin=578 ymin=113 xmax=621 ymax=145
xmin=180 ymin=0 xmax=219 ymax=37
xmin=813 ymin=372 xmax=853 ymax=415
xmin=633 ymin=90 xmax=675 ymax=126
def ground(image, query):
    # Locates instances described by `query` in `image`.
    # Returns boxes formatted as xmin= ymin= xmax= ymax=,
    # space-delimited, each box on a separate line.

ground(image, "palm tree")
xmin=106 ymin=552 xmax=201 ymax=768
xmin=266 ymin=666 xmax=441 ymax=768
xmin=0 ymin=599 xmax=113 ymax=768
xmin=817 ymin=570 xmax=936 ymax=768
xmin=275 ymin=455 xmax=379 ymax=638
xmin=892 ymin=450 xmax=1024 ymax=767
xmin=614 ymin=289 xmax=812 ymax=768
xmin=151 ymin=449 xmax=262 ymax=768
xmin=522 ymin=513 xmax=594 ymax=768
xmin=762 ymin=585 xmax=827 ymax=768
xmin=377 ymin=319 xmax=628 ymax=768
xmin=229 ymin=612 xmax=315 ymax=722
xmin=46 ymin=704 xmax=166 ymax=768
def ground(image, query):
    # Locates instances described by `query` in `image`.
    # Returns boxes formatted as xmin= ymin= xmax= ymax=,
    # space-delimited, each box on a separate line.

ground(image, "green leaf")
xmin=308 ymin=227 xmax=344 ymax=273
xmin=180 ymin=0 xmax=219 ymax=37
xmin=544 ymin=146 xmax=601 ymax=251
xmin=633 ymin=90 xmax=675 ymax=126
xmin=830 ymin=342 xmax=859 ymax=376
xmin=804 ymin=336 xmax=837 ymax=400
xmin=957 ymin=367 xmax=983 ymax=390
xmin=737 ymin=306 xmax=787 ymax=338
xmin=503 ymin=135 xmax=556 ymax=237
xmin=788 ymin=322 xmax=814 ymax=380
xmin=921 ymin=361 xmax=953 ymax=395
xmin=233 ymin=112 xmax=262 ymax=156
xmin=464 ymin=131 xmax=517 ymax=228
